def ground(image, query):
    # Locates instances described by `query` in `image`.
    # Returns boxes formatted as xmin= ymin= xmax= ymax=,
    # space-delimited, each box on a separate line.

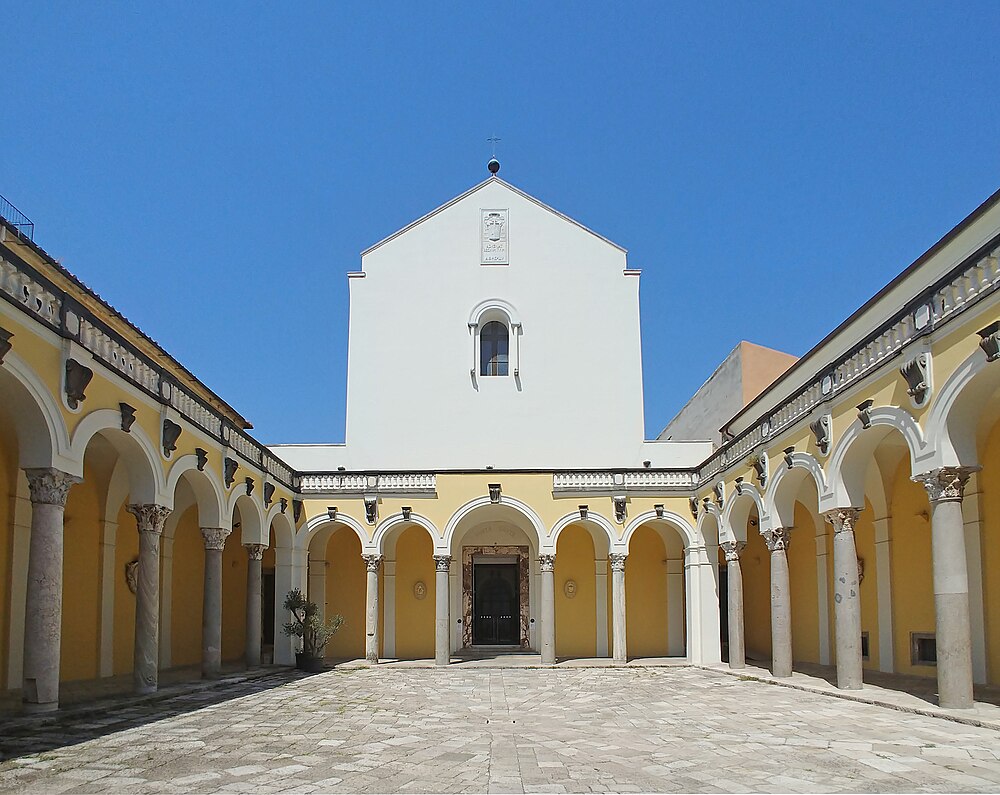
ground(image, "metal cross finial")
xmin=487 ymin=135 xmax=501 ymax=157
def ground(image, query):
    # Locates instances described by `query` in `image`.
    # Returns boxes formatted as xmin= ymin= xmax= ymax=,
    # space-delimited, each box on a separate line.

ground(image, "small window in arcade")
xmin=480 ymin=321 xmax=509 ymax=377
xmin=910 ymin=632 xmax=937 ymax=666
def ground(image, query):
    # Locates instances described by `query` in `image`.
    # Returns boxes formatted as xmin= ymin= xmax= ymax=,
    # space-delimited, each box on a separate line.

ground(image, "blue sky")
xmin=2 ymin=3 xmax=998 ymax=443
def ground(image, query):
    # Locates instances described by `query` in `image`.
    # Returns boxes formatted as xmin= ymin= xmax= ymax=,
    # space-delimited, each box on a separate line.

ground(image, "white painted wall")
xmin=324 ymin=177 xmax=650 ymax=470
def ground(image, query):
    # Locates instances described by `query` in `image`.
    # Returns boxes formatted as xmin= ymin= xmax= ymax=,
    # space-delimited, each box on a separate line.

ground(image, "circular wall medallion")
xmin=413 ymin=581 xmax=427 ymax=600
xmin=563 ymin=579 xmax=577 ymax=599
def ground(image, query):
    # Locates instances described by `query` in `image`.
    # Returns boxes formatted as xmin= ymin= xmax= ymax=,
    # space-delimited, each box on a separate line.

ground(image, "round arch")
xmin=548 ymin=511 xmax=615 ymax=553
xmin=442 ymin=495 xmax=546 ymax=553
xmin=228 ymin=491 xmax=264 ymax=545
xmin=826 ymin=407 xmax=928 ymax=508
xmin=622 ymin=509 xmax=697 ymax=551
xmin=765 ymin=451 xmax=827 ymax=529
xmin=297 ymin=510 xmax=368 ymax=552
xmin=373 ymin=511 xmax=440 ymax=555
xmin=468 ymin=297 xmax=522 ymax=328
xmin=267 ymin=509 xmax=296 ymax=550
xmin=69 ymin=408 xmax=163 ymax=504
xmin=165 ymin=454 xmax=226 ymax=528
xmin=720 ymin=483 xmax=766 ymax=543
xmin=0 ymin=350 xmax=69 ymax=469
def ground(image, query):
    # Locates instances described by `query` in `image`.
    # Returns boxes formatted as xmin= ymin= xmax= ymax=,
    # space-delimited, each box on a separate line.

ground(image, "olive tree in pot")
xmin=281 ymin=589 xmax=345 ymax=672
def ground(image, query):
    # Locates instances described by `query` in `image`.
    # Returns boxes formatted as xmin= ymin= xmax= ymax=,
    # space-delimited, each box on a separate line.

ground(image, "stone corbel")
xmin=119 ymin=402 xmax=136 ymax=433
xmin=292 ymin=499 xmax=303 ymax=523
xmin=713 ymin=480 xmax=725 ymax=507
xmin=654 ymin=503 xmax=665 ymax=519
xmin=327 ymin=505 xmax=338 ymax=520
xmin=734 ymin=476 xmax=744 ymax=496
xmin=612 ymin=495 xmax=627 ymax=524
xmin=224 ymin=457 xmax=239 ymax=488
xmin=488 ymin=483 xmax=501 ymax=504
xmin=0 ymin=326 xmax=13 ymax=364
xmin=162 ymin=419 xmax=182 ymax=457
xmin=809 ymin=414 xmax=831 ymax=456
xmin=899 ymin=352 xmax=931 ymax=406
xmin=783 ymin=446 xmax=795 ymax=469
xmin=688 ymin=497 xmax=698 ymax=519
xmin=856 ymin=399 xmax=874 ymax=429
xmin=196 ymin=448 xmax=208 ymax=471
xmin=65 ymin=358 xmax=94 ymax=409
xmin=402 ymin=506 xmax=412 ymax=520
xmin=280 ymin=497 xmax=288 ymax=514
xmin=364 ymin=495 xmax=378 ymax=525
xmin=749 ymin=452 xmax=768 ymax=488
xmin=978 ymin=320 xmax=1000 ymax=362
xmin=579 ymin=504 xmax=589 ymax=520
xmin=263 ymin=482 xmax=275 ymax=507
xmin=244 ymin=477 xmax=254 ymax=497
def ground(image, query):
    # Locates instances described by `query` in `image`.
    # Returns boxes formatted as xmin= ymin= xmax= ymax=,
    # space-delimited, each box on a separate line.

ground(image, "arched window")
xmin=480 ymin=321 xmax=509 ymax=376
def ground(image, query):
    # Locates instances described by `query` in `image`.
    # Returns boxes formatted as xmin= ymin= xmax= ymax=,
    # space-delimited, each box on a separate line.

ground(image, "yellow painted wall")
xmin=324 ymin=529 xmax=366 ymax=659
xmin=170 ymin=506 xmax=204 ymax=668
xmin=0 ymin=413 xmax=17 ymax=686
xmin=625 ymin=526 xmax=668 ymax=657
xmin=555 ymin=524 xmax=597 ymax=658
xmin=393 ymin=526 xmax=434 ymax=660
xmin=111 ymin=502 xmax=138 ymax=675
xmin=743 ymin=519 xmax=772 ymax=661
xmin=61 ymin=456 xmax=104 ymax=682
xmin=856 ymin=499 xmax=880 ymax=670
xmin=222 ymin=531 xmax=248 ymax=662
xmin=979 ymin=422 xmax=1000 ymax=684
xmin=788 ymin=502 xmax=820 ymax=664
xmin=888 ymin=458 xmax=935 ymax=678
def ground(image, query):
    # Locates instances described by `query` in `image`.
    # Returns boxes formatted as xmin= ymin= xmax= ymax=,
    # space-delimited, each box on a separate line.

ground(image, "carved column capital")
xmin=538 ymin=554 xmax=555 ymax=572
xmin=433 ymin=555 xmax=452 ymax=572
xmin=912 ymin=466 xmax=979 ymax=504
xmin=363 ymin=554 xmax=382 ymax=573
xmin=762 ymin=527 xmax=790 ymax=552
xmin=823 ymin=507 xmax=862 ymax=533
xmin=24 ymin=467 xmax=80 ymax=507
xmin=200 ymin=527 xmax=232 ymax=551
xmin=244 ymin=543 xmax=266 ymax=561
xmin=721 ymin=541 xmax=745 ymax=562
xmin=127 ymin=504 xmax=172 ymax=535
xmin=609 ymin=553 xmax=627 ymax=572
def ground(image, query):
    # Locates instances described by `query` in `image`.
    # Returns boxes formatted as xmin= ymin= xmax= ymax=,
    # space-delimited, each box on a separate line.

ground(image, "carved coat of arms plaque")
xmin=481 ymin=209 xmax=508 ymax=265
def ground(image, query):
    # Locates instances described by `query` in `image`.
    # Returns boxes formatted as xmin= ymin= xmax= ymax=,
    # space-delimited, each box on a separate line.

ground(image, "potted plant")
xmin=281 ymin=589 xmax=344 ymax=672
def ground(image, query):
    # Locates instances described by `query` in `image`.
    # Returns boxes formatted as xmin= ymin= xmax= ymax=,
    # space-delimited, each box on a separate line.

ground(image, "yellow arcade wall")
xmin=112 ymin=502 xmax=139 ymax=675
xmin=555 ymin=524 xmax=597 ymax=658
xmin=393 ymin=525 xmax=434 ymax=660
xmin=0 ymin=412 xmax=16 ymax=686
xmin=323 ymin=528 xmax=366 ymax=659
xmin=855 ymin=498 xmax=880 ymax=671
xmin=222 ymin=532 xmax=248 ymax=662
xmin=888 ymin=458 xmax=935 ymax=678
xmin=978 ymin=422 xmax=1000 ymax=684
xmin=625 ymin=526 xmax=669 ymax=657
xmin=743 ymin=518 xmax=772 ymax=661
xmin=170 ymin=506 xmax=204 ymax=668
xmin=788 ymin=501 xmax=820 ymax=664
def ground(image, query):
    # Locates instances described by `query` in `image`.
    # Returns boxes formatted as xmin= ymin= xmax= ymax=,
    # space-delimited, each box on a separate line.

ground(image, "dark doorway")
xmin=473 ymin=563 xmax=519 ymax=645
xmin=262 ymin=569 xmax=275 ymax=645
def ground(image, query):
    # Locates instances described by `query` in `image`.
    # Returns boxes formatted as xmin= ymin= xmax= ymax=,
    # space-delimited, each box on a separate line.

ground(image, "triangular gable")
xmin=361 ymin=176 xmax=627 ymax=257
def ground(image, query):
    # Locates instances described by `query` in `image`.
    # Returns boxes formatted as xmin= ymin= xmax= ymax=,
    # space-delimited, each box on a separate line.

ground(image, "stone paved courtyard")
xmin=1 ymin=666 xmax=999 ymax=793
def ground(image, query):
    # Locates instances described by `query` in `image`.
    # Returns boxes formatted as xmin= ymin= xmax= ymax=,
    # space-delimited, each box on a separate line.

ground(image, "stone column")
xmin=21 ymin=468 xmax=79 ymax=713
xmin=245 ymin=544 xmax=265 ymax=668
xmin=127 ymin=504 xmax=171 ymax=695
xmin=364 ymin=554 xmax=381 ymax=664
xmin=539 ymin=554 xmax=556 ymax=665
xmin=610 ymin=553 xmax=627 ymax=664
xmin=764 ymin=528 xmax=792 ymax=678
xmin=721 ymin=541 xmax=746 ymax=670
xmin=434 ymin=555 xmax=451 ymax=666
xmin=824 ymin=508 xmax=864 ymax=690
xmin=913 ymin=466 xmax=977 ymax=709
xmin=200 ymin=527 xmax=231 ymax=678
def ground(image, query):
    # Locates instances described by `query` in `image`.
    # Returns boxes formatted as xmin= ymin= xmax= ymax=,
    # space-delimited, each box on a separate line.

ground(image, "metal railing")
xmin=0 ymin=194 xmax=34 ymax=241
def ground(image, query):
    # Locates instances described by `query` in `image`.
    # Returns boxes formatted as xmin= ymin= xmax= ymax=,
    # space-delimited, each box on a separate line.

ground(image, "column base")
xmin=134 ymin=683 xmax=157 ymax=695
xmin=22 ymin=699 xmax=58 ymax=714
xmin=728 ymin=660 xmax=746 ymax=670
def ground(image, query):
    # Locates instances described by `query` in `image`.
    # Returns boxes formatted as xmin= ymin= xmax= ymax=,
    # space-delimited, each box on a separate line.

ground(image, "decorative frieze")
xmin=64 ymin=358 xmax=93 ymax=409
xmin=162 ymin=419 xmax=182 ymax=456
xmin=200 ymin=527 xmax=232 ymax=551
xmin=0 ymin=256 xmax=62 ymax=326
xmin=552 ymin=470 xmax=697 ymax=493
xmin=912 ymin=466 xmax=978 ymax=504
xmin=299 ymin=472 xmax=437 ymax=495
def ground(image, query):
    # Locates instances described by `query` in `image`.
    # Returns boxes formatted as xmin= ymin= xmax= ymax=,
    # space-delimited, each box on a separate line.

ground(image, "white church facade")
xmin=1 ymin=166 xmax=1000 ymax=713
